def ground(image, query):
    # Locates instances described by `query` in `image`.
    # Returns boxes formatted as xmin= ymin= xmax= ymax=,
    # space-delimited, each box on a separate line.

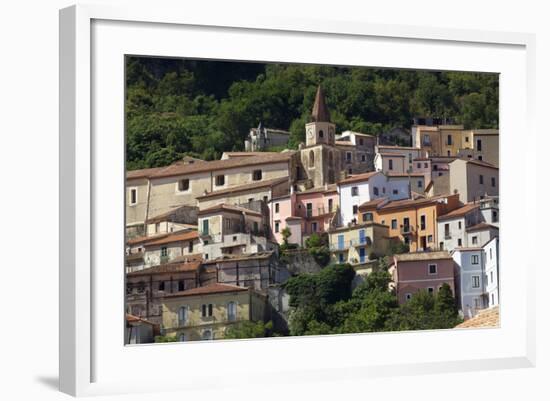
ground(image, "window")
xmin=129 ymin=188 xmax=137 ymax=205
xmin=428 ymin=287 xmax=434 ymax=295
xmin=479 ymin=175 xmax=484 ymax=184
xmin=275 ymin=203 xmax=280 ymax=213
xmin=447 ymin=135 xmax=452 ymax=145
xmin=490 ymin=248 xmax=493 ymax=260
xmin=274 ymin=221 xmax=280 ymax=233
xmin=309 ymin=150 xmax=315 ymax=168
xmin=444 ymin=223 xmax=450 ymax=238
xmin=428 ymin=264 xmax=437 ymax=275
xmin=319 ymin=130 xmax=324 ymax=138
xmin=373 ymin=187 xmax=379 ymax=196
xmin=417 ymin=163 xmax=421 ymax=169
xmin=178 ymin=179 xmax=189 ymax=191
xmin=491 ymin=293 xmax=495 ymax=306
xmin=161 ymin=247 xmax=168 ymax=257
xmin=428 ymin=235 xmax=433 ymax=243
xmin=439 ymin=242 xmax=444 ymax=250
xmin=352 ymin=205 xmax=358 ymax=215
xmin=158 ymin=281 xmax=165 ymax=291
xmin=311 ymin=222 xmax=318 ymax=232
xmin=420 ymin=215 xmax=426 ymax=230
xmin=215 ymin=175 xmax=225 ymax=186
xmin=405 ymin=293 xmax=412 ymax=301
xmin=408 ymin=154 xmax=412 ymax=164
xmin=248 ymin=198 xmax=254 ymax=203
xmin=477 ymin=139 xmax=482 ymax=151
xmin=155 ymin=222 xmax=161 ymax=233
xmin=388 ymin=159 xmax=393 ymax=170
xmin=471 ymin=254 xmax=480 ymax=264
xmin=417 ymin=180 xmax=422 ymax=188
xmin=346 ymin=152 xmax=352 ymax=163
xmin=465 ymin=136 xmax=470 ymax=143
xmin=178 ymin=280 xmax=185 ymax=291
xmin=447 ymin=150 xmax=451 ymax=156
xmin=202 ymin=330 xmax=213 ymax=341
xmin=306 ymin=202 xmax=313 ymax=217
xmin=472 ymin=275 xmax=480 ymax=288
xmin=253 ymin=221 xmax=259 ymax=234
xmin=363 ymin=212 xmax=373 ymax=222
xmin=348 ymin=168 xmax=353 ymax=175
xmin=351 ymin=186 xmax=359 ymax=196
xmin=472 ymin=236 xmax=478 ymax=245
xmin=478 ymin=155 xmax=483 ymax=161
xmin=491 ymin=177 xmax=496 ymax=187
xmin=458 ymin=221 xmax=462 ymax=229
xmin=424 ymin=163 xmax=428 ymax=168
xmin=263 ymin=195 xmax=268 ymax=203
xmin=202 ymin=304 xmax=213 ymax=317
xmin=252 ymin=170 xmax=262 ymax=181
xmin=227 ymin=301 xmax=237 ymax=322
xmin=178 ymin=306 xmax=188 ymax=325
xmin=338 ymin=253 xmax=345 ymax=263
xmin=391 ymin=219 xmax=397 ymax=230
xmin=361 ymin=154 xmax=366 ymax=162
xmin=359 ymin=138 xmax=364 ymax=146
xmin=458 ymin=238 xmax=462 ymax=247
xmin=179 ymin=334 xmax=185 ymax=342
xmin=204 ymin=253 xmax=209 ymax=260
xmin=490 ymin=271 xmax=494 ymax=283
xmin=423 ymin=134 xmax=430 ymax=145
xmin=328 ymin=199 xmax=333 ymax=212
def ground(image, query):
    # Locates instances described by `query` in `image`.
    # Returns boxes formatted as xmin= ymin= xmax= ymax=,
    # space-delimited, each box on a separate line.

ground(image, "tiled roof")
xmin=127 ymin=232 xmax=171 ymax=246
xmin=163 ymin=283 xmax=248 ymax=298
xmin=126 ymin=314 xmax=156 ymax=325
xmin=386 ymin=173 xmax=426 ymax=177
xmin=466 ymin=222 xmax=499 ymax=232
xmin=150 ymin=152 xmax=294 ymax=179
xmin=202 ymin=251 xmax=274 ymax=264
xmin=377 ymin=146 xmax=420 ymax=151
xmin=394 ymin=251 xmax=452 ymax=262
xmin=360 ymin=194 xmax=454 ymax=211
xmin=196 ymin=177 xmax=288 ymax=199
xmin=222 ymin=151 xmax=280 ymax=158
xmin=198 ymin=203 xmax=263 ymax=217
xmin=338 ymin=171 xmax=380 ymax=185
xmin=438 ymin=203 xmax=480 ymax=220
xmin=451 ymin=158 xmax=499 ymax=170
xmin=126 ymin=166 xmax=169 ymax=180
xmin=455 ymin=307 xmax=499 ymax=328
xmin=127 ymin=260 xmax=202 ymax=277
xmin=144 ymin=230 xmax=199 ymax=247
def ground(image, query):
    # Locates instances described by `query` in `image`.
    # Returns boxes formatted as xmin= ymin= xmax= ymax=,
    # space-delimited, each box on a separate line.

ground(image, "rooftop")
xmin=143 ymin=230 xmax=199 ymax=247
xmin=310 ymin=85 xmax=331 ymax=123
xmin=338 ymin=171 xmax=380 ymax=185
xmin=438 ymin=203 xmax=480 ymax=221
xmin=198 ymin=203 xmax=263 ymax=217
xmin=147 ymin=152 xmax=294 ymax=179
xmin=394 ymin=251 xmax=452 ymax=262
xmin=127 ymin=260 xmax=202 ymax=277
xmin=466 ymin=222 xmax=499 ymax=232
xmin=360 ymin=194 xmax=456 ymax=211
xmin=455 ymin=307 xmax=499 ymax=329
xmin=202 ymin=251 xmax=274 ymax=264
xmin=163 ymin=283 xmax=248 ymax=298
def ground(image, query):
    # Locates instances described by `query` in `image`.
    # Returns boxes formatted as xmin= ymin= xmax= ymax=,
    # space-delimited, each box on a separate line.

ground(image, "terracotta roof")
xmin=386 ymin=173 xmax=425 ymax=177
xmin=198 ymin=203 xmax=263 ymax=217
xmin=378 ymin=153 xmax=406 ymax=157
xmin=202 ymin=251 xmax=274 ymax=264
xmin=144 ymin=231 xmax=199 ymax=247
xmin=394 ymin=251 xmax=452 ymax=262
xmin=438 ymin=203 xmax=480 ymax=220
xmin=163 ymin=283 xmax=248 ymax=298
xmin=450 ymin=158 xmax=499 ymax=170
xmin=338 ymin=171 xmax=380 ymax=185
xmin=311 ymin=85 xmax=331 ymax=123
xmin=126 ymin=166 xmax=168 ymax=180
xmin=222 ymin=151 xmax=280 ymax=158
xmin=466 ymin=222 xmax=499 ymax=232
xmin=377 ymin=146 xmax=420 ymax=151
xmin=360 ymin=194 xmax=455 ymax=211
xmin=150 ymin=152 xmax=293 ymax=179
xmin=127 ymin=260 xmax=202 ymax=277
xmin=196 ymin=177 xmax=288 ymax=200
xmin=358 ymin=197 xmax=388 ymax=209
xmin=127 ymin=232 xmax=171 ymax=246
xmin=455 ymin=307 xmax=499 ymax=328
xmin=126 ymin=314 xmax=156 ymax=325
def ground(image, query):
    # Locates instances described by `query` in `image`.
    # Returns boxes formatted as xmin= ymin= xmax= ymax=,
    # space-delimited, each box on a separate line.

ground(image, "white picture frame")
xmin=59 ymin=4 xmax=536 ymax=397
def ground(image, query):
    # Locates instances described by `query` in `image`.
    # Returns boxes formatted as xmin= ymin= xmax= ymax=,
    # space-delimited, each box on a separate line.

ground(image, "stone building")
xmin=244 ymin=122 xmax=291 ymax=152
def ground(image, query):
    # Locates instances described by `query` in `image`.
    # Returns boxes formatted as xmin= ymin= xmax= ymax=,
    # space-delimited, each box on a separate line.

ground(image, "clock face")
xmin=307 ymin=128 xmax=314 ymax=138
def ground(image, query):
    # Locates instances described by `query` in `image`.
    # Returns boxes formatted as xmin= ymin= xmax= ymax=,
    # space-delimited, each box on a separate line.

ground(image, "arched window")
xmin=227 ymin=301 xmax=237 ymax=322
xmin=309 ymin=150 xmax=315 ymax=168
xmin=319 ymin=130 xmax=324 ymax=138
xmin=178 ymin=306 xmax=188 ymax=326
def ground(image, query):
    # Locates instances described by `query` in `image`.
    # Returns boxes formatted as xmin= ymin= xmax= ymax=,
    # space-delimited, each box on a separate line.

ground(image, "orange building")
xmin=358 ymin=194 xmax=461 ymax=252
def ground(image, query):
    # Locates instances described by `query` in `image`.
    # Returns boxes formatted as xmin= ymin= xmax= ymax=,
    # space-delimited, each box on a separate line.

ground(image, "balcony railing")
xmin=401 ymin=225 xmax=413 ymax=234
xmin=330 ymin=237 xmax=371 ymax=251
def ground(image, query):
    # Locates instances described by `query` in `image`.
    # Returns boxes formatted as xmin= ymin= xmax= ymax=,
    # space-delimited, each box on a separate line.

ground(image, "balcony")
xmin=299 ymin=206 xmax=334 ymax=219
xmin=330 ymin=236 xmax=371 ymax=251
xmin=400 ymin=225 xmax=413 ymax=235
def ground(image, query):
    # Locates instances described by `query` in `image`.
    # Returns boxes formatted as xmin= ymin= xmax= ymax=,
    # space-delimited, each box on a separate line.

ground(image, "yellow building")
xmin=161 ymin=283 xmax=267 ymax=341
xmin=328 ymin=222 xmax=390 ymax=265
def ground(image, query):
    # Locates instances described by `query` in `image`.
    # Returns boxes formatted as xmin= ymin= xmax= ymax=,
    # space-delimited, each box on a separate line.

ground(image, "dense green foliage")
xmin=304 ymin=233 xmax=331 ymax=267
xmin=285 ymin=261 xmax=461 ymax=336
xmin=224 ymin=321 xmax=274 ymax=339
xmin=153 ymin=335 xmax=178 ymax=343
xmin=126 ymin=57 xmax=498 ymax=169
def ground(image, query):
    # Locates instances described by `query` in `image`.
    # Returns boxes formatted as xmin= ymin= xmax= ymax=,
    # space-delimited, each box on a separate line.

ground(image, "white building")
xmin=483 ymin=237 xmax=499 ymax=308
xmin=437 ymin=203 xmax=481 ymax=251
xmin=337 ymin=171 xmax=409 ymax=226
xmin=452 ymin=247 xmax=486 ymax=319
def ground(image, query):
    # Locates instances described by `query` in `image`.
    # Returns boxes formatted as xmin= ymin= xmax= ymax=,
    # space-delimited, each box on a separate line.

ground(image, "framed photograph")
xmin=59 ymin=4 xmax=536 ymax=397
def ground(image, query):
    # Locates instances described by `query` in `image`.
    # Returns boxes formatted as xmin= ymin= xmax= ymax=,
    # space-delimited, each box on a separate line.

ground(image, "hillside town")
xmin=125 ymin=86 xmax=499 ymax=344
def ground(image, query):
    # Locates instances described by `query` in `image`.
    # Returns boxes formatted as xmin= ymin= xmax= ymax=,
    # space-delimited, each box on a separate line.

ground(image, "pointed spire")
xmin=311 ymin=85 xmax=331 ymax=123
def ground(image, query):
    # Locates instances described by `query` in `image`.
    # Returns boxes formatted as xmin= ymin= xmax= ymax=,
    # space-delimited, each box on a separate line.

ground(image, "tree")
xmin=154 ymin=335 xmax=178 ymax=343
xmin=224 ymin=321 xmax=273 ymax=339
xmin=305 ymin=233 xmax=331 ymax=267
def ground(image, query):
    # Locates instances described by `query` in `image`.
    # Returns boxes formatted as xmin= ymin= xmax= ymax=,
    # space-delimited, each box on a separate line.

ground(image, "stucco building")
xmin=389 ymin=251 xmax=455 ymax=304
xmin=328 ymin=222 xmax=391 ymax=265
xmin=448 ymin=159 xmax=499 ymax=203
xmin=161 ymin=284 xmax=268 ymax=341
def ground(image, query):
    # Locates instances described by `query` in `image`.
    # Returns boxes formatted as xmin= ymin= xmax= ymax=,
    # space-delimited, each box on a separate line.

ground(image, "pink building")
xmin=269 ymin=185 xmax=339 ymax=246
xmin=389 ymin=251 xmax=455 ymax=304
xmin=412 ymin=157 xmax=432 ymax=185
